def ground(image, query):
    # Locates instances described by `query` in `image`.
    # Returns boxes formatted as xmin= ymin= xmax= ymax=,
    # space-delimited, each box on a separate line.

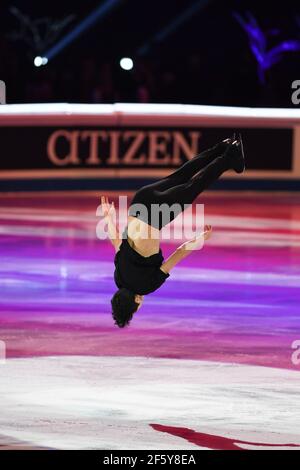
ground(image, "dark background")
xmin=1 ymin=0 xmax=300 ymax=107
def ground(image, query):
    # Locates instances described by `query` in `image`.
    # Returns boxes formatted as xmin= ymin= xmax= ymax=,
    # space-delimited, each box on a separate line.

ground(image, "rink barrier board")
xmin=0 ymin=103 xmax=299 ymax=190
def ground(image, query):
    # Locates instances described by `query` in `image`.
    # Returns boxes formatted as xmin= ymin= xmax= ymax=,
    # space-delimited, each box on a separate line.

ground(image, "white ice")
xmin=0 ymin=356 xmax=299 ymax=450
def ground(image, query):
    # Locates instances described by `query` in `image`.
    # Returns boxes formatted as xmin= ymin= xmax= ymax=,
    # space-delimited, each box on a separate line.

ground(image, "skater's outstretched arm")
xmin=101 ymin=196 xmax=122 ymax=252
xmin=160 ymin=225 xmax=212 ymax=274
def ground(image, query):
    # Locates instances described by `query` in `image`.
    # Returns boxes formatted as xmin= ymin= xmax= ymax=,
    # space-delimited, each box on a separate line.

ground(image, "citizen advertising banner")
xmin=0 ymin=126 xmax=293 ymax=172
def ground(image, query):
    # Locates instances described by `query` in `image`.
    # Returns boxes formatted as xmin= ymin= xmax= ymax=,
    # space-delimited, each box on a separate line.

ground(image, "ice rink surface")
xmin=0 ymin=191 xmax=300 ymax=449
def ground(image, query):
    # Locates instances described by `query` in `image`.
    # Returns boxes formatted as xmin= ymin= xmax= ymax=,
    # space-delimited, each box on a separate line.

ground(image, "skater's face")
xmin=135 ymin=294 xmax=144 ymax=310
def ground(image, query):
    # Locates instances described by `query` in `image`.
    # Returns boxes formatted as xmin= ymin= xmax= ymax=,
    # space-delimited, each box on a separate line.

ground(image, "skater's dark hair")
xmin=111 ymin=288 xmax=139 ymax=328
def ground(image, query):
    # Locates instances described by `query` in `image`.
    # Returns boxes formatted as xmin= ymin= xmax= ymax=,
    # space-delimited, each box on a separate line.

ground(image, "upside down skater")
xmin=101 ymin=135 xmax=245 ymax=327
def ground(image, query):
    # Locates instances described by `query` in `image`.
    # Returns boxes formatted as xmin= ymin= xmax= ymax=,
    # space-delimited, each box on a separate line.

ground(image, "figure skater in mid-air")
xmin=101 ymin=135 xmax=245 ymax=328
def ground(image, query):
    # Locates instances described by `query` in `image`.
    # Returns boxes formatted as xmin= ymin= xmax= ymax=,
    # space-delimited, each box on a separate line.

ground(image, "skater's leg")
xmin=139 ymin=140 xmax=231 ymax=195
xmin=151 ymin=139 xmax=243 ymax=207
xmin=158 ymin=153 xmax=231 ymax=209
xmin=129 ymin=152 xmax=232 ymax=229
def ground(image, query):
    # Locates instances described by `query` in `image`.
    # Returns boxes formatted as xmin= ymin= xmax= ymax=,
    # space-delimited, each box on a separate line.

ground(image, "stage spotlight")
xmin=34 ymin=56 xmax=43 ymax=67
xmin=34 ymin=56 xmax=48 ymax=67
xmin=120 ymin=57 xmax=134 ymax=71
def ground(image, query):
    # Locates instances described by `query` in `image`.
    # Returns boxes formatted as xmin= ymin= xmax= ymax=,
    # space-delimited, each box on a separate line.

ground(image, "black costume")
xmin=114 ymin=141 xmax=234 ymax=294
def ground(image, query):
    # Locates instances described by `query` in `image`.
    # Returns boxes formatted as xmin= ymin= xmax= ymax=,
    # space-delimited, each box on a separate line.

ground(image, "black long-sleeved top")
xmin=114 ymin=238 xmax=169 ymax=295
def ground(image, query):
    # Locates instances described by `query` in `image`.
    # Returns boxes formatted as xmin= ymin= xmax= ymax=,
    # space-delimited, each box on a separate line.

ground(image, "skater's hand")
xmin=203 ymin=224 xmax=212 ymax=241
xmin=101 ymin=196 xmax=116 ymax=220
xmin=182 ymin=225 xmax=212 ymax=251
xmin=160 ymin=225 xmax=213 ymax=274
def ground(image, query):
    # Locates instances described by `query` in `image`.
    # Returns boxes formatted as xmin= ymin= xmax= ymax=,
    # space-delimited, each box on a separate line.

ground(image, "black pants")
xmin=128 ymin=143 xmax=231 ymax=230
